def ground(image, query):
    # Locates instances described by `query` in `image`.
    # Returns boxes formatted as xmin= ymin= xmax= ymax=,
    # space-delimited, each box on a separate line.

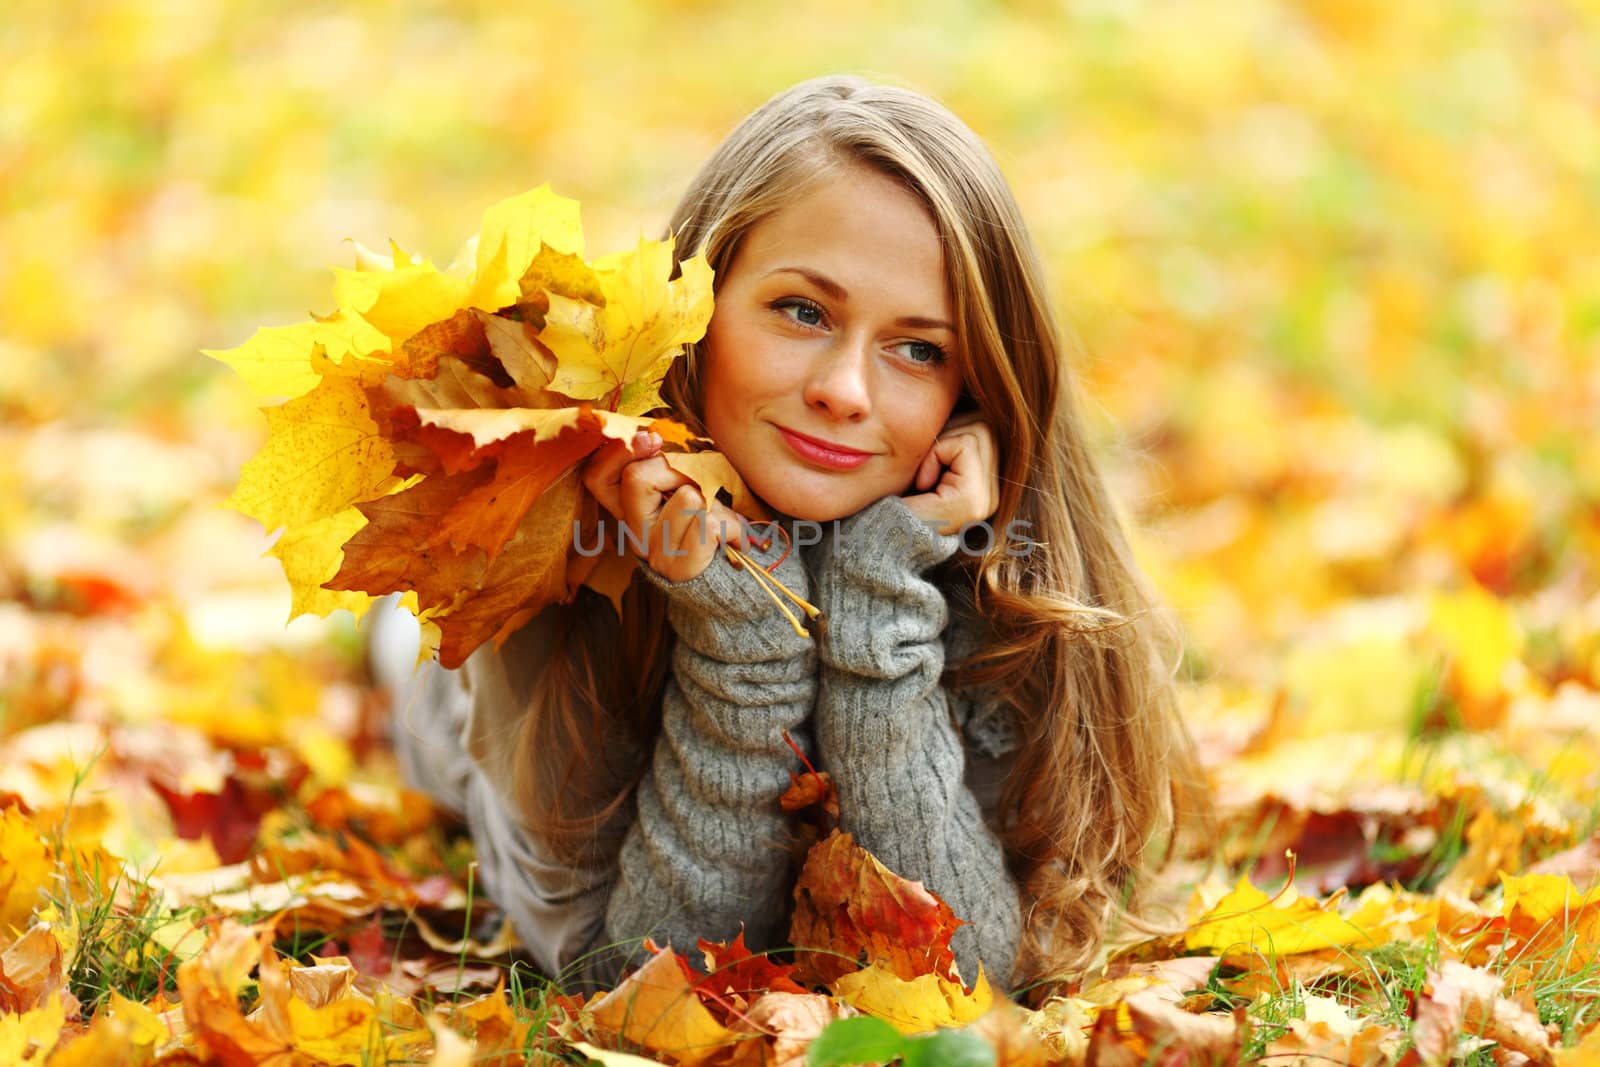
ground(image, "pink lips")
xmin=776 ymin=426 xmax=873 ymax=471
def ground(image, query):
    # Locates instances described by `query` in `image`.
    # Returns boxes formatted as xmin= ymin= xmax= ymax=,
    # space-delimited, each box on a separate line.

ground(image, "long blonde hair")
xmin=506 ymin=75 xmax=1205 ymax=985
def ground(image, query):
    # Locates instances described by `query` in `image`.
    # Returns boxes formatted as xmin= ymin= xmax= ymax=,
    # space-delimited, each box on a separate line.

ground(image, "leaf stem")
xmin=727 ymin=546 xmax=820 ymax=621
xmin=781 ymin=728 xmax=824 ymax=785
xmin=724 ymin=546 xmax=810 ymax=638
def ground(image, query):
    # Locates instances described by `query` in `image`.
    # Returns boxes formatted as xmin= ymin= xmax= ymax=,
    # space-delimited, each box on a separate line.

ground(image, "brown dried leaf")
xmin=433 ymin=469 xmax=583 ymax=669
xmin=1412 ymin=960 xmax=1556 ymax=1067
xmin=327 ymin=466 xmax=494 ymax=607
xmin=1122 ymin=992 xmax=1247 ymax=1064
xmin=0 ymin=923 xmax=63 ymax=1013
xmin=478 ymin=309 xmax=559 ymax=394
xmin=1528 ymin=832 xmax=1600 ymax=888
xmin=1026 ymin=995 xmax=1095 ymax=1065
xmin=1264 ymin=1018 xmax=1395 ymax=1067
xmin=727 ymin=991 xmax=846 ymax=1067
xmin=968 ymin=1001 xmax=1055 ymax=1067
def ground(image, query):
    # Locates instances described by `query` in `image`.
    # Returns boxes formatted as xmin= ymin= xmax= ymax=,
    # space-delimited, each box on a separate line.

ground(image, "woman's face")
xmin=699 ymin=163 xmax=966 ymax=523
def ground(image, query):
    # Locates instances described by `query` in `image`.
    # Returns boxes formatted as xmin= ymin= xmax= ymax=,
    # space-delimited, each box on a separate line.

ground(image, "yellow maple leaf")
xmin=0 ymin=990 xmax=66 ymax=1063
xmin=414 ymin=404 xmax=587 ymax=448
xmin=204 ymin=312 xmax=390 ymax=400
xmin=332 ymin=243 xmax=472 ymax=348
xmin=0 ymin=806 xmax=53 ymax=941
xmin=539 ymin=234 xmax=713 ymax=411
xmin=268 ymin=504 xmax=377 ymax=621
xmin=467 ymin=183 xmax=586 ymax=312
xmin=47 ymin=992 xmax=173 ymax=1064
xmin=1501 ymin=873 xmax=1600 ymax=918
xmin=282 ymin=993 xmax=383 ymax=1066
xmin=833 ymin=961 xmax=995 ymax=1035
xmin=43 ymin=1012 xmax=143 ymax=1066
xmin=1553 ymin=1023 xmax=1600 ymax=1066
xmin=1343 ymin=883 xmax=1441 ymax=944
xmin=1429 ymin=583 xmax=1523 ymax=728
xmin=226 ymin=375 xmax=398 ymax=533
xmin=662 ymin=451 xmax=767 ymax=518
xmin=1184 ymin=874 xmax=1375 ymax=958
xmin=1498 ymin=873 xmax=1600 ymax=971
xmin=414 ymin=404 xmax=670 ymax=450
xmin=518 ymin=242 xmax=608 ymax=311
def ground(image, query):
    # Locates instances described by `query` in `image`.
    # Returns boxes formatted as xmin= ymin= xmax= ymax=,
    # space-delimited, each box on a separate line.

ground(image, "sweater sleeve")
xmin=601 ymin=530 xmax=817 ymax=973
xmin=809 ymin=496 xmax=1022 ymax=990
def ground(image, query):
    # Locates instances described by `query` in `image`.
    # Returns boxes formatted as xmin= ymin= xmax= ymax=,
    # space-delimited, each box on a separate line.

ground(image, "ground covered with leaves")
xmin=4 ymin=2 xmax=1599 ymax=1064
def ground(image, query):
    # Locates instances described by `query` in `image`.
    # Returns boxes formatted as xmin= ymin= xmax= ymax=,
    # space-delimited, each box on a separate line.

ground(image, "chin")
xmin=751 ymin=487 xmax=846 ymax=524
xmin=746 ymin=470 xmax=888 ymax=525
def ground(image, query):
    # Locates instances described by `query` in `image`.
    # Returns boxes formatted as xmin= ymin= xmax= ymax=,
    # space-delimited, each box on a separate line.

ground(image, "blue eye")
xmin=773 ymin=298 xmax=825 ymax=327
xmin=897 ymin=340 xmax=949 ymax=366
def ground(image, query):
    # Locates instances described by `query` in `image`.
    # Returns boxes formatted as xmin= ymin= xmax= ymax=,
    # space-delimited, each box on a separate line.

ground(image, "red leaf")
xmin=695 ymin=930 xmax=806 ymax=1002
xmin=340 ymin=920 xmax=392 ymax=979
xmin=789 ymin=830 xmax=965 ymax=988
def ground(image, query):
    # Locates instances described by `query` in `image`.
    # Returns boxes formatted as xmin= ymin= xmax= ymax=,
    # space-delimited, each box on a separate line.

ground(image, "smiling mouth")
xmin=775 ymin=425 xmax=874 ymax=470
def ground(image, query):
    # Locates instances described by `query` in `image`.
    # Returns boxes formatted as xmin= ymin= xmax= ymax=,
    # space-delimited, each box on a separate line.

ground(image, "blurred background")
xmin=2 ymin=1 xmax=1597 ymax=882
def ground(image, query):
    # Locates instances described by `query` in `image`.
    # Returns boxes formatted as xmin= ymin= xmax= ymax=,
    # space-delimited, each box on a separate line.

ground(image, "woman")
xmin=385 ymin=74 xmax=1201 ymax=994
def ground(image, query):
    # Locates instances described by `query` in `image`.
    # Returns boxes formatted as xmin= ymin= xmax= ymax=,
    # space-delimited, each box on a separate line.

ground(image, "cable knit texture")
xmin=383 ymin=501 xmax=1022 ymax=992
xmin=604 ymin=528 xmax=817 ymax=973
xmin=807 ymin=496 xmax=1023 ymax=987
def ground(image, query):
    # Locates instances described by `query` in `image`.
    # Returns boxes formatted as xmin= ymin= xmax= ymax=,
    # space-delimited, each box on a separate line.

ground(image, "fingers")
xmin=580 ymin=430 xmax=747 ymax=580
xmin=581 ymin=430 xmax=662 ymax=519
xmin=904 ymin=419 xmax=1001 ymax=533
xmin=619 ymin=455 xmax=692 ymax=530
xmin=934 ymin=429 xmax=997 ymax=508
xmin=914 ymin=446 xmax=942 ymax=492
xmin=706 ymin=502 xmax=749 ymax=553
xmin=649 ymin=487 xmax=749 ymax=581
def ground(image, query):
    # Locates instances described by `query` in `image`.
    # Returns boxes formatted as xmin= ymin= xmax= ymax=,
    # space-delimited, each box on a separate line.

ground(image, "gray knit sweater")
xmin=389 ymin=495 xmax=1023 ymax=990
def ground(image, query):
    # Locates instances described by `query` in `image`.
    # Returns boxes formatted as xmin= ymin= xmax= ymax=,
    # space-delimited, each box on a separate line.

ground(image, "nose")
xmin=801 ymin=337 xmax=872 ymax=421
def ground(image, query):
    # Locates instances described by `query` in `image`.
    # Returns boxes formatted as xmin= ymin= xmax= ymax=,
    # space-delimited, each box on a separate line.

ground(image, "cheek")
xmin=698 ymin=334 xmax=763 ymax=441
xmin=701 ymin=319 xmax=786 ymax=417
xmin=889 ymin=386 xmax=963 ymax=463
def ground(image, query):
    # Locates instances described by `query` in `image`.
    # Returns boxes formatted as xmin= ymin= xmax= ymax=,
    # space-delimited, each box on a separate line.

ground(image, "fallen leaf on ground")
xmin=0 ymin=805 xmax=53 ymax=941
xmin=1410 ymin=959 xmax=1556 ymax=1067
xmin=586 ymin=944 xmax=741 ymax=1064
xmin=832 ymin=962 xmax=994 ymax=1035
xmin=790 ymin=831 xmax=965 ymax=987
xmin=728 ymin=991 xmax=848 ymax=1067
xmin=1184 ymin=873 xmax=1375 ymax=959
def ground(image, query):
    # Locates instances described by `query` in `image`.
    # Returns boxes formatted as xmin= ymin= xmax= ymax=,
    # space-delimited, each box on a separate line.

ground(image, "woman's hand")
xmin=581 ymin=431 xmax=748 ymax=583
xmin=901 ymin=412 xmax=1000 ymax=535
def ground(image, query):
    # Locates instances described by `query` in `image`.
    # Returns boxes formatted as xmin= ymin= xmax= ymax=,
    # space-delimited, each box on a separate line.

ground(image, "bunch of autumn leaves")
xmin=213 ymin=186 xmax=765 ymax=667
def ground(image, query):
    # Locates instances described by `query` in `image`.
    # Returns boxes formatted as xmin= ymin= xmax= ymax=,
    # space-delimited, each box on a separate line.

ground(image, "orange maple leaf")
xmin=789 ymin=830 xmax=966 ymax=989
xmin=696 ymin=930 xmax=807 ymax=1003
xmin=586 ymin=944 xmax=742 ymax=1064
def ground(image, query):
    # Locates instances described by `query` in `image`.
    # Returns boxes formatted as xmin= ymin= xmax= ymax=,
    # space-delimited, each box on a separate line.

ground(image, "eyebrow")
xmin=765 ymin=267 xmax=955 ymax=332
